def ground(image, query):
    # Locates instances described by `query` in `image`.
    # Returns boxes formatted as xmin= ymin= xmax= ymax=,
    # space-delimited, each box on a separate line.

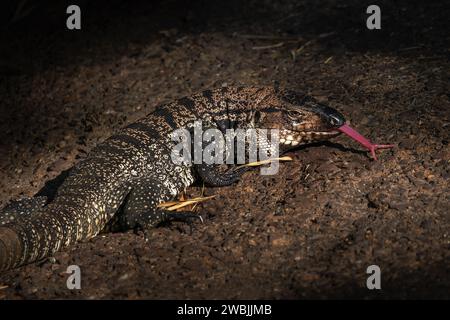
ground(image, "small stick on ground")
xmin=192 ymin=183 xmax=206 ymax=212
xmin=157 ymin=195 xmax=216 ymax=211
xmin=236 ymin=156 xmax=293 ymax=169
xmin=324 ymin=56 xmax=333 ymax=64
xmin=252 ymin=42 xmax=285 ymax=50
xmin=236 ymin=34 xmax=303 ymax=42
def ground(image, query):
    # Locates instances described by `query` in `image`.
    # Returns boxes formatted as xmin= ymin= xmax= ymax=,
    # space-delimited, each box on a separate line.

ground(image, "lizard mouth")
xmin=279 ymin=129 xmax=340 ymax=146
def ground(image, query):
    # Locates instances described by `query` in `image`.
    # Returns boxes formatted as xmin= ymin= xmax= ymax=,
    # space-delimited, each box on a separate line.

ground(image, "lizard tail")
xmin=0 ymin=226 xmax=23 ymax=271
xmin=0 ymin=204 xmax=101 ymax=271
xmin=0 ymin=210 xmax=65 ymax=271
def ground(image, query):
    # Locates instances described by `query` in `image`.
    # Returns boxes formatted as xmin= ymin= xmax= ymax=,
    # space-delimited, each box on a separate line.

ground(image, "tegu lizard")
xmin=0 ymin=86 xmax=393 ymax=270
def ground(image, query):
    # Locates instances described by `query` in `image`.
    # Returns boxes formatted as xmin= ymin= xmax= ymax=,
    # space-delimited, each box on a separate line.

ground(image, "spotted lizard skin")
xmin=0 ymin=86 xmax=345 ymax=270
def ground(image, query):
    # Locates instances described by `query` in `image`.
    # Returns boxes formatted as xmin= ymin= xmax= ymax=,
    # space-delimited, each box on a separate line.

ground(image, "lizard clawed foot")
xmin=166 ymin=211 xmax=204 ymax=235
xmin=166 ymin=211 xmax=204 ymax=224
xmin=135 ymin=211 xmax=204 ymax=241
xmin=195 ymin=163 xmax=249 ymax=186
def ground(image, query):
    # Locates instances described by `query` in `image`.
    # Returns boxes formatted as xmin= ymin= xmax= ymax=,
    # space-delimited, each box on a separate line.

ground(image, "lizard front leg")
xmin=194 ymin=163 xmax=248 ymax=187
xmin=192 ymin=124 xmax=249 ymax=187
xmin=120 ymin=176 xmax=202 ymax=238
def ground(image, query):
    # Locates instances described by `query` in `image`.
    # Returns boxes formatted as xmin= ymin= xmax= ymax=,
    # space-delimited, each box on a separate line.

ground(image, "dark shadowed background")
xmin=0 ymin=0 xmax=448 ymax=299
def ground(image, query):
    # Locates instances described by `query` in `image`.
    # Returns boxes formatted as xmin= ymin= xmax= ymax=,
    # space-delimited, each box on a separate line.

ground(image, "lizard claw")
xmin=165 ymin=211 xmax=203 ymax=235
xmin=166 ymin=212 xmax=204 ymax=224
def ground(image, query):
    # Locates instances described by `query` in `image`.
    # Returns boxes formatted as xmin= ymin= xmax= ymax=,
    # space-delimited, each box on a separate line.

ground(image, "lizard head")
xmin=251 ymin=89 xmax=345 ymax=151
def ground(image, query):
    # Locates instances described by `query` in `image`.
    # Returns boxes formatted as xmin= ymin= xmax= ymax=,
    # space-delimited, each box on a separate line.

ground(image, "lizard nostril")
xmin=330 ymin=115 xmax=344 ymax=127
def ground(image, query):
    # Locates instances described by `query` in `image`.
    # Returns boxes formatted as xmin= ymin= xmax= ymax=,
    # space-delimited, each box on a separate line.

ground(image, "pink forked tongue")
xmin=337 ymin=124 xmax=395 ymax=160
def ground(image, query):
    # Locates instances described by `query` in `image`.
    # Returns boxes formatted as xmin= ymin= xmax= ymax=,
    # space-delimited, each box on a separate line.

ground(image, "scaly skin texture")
xmin=0 ymin=86 xmax=345 ymax=270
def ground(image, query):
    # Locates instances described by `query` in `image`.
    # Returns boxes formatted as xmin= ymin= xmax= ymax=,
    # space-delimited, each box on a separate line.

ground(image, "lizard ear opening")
xmin=248 ymin=110 xmax=263 ymax=126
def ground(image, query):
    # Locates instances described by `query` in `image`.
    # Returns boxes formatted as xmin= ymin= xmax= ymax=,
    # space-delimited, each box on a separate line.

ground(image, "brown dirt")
xmin=0 ymin=0 xmax=448 ymax=299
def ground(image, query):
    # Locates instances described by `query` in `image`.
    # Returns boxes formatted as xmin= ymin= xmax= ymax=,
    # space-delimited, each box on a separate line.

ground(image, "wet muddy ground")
xmin=0 ymin=0 xmax=448 ymax=299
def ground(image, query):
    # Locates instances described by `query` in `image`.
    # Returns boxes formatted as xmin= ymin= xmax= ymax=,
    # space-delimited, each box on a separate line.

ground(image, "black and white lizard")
xmin=0 ymin=86 xmax=349 ymax=271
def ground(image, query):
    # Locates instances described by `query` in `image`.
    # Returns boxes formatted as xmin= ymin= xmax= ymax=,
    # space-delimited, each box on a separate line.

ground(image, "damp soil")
xmin=0 ymin=0 xmax=448 ymax=299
